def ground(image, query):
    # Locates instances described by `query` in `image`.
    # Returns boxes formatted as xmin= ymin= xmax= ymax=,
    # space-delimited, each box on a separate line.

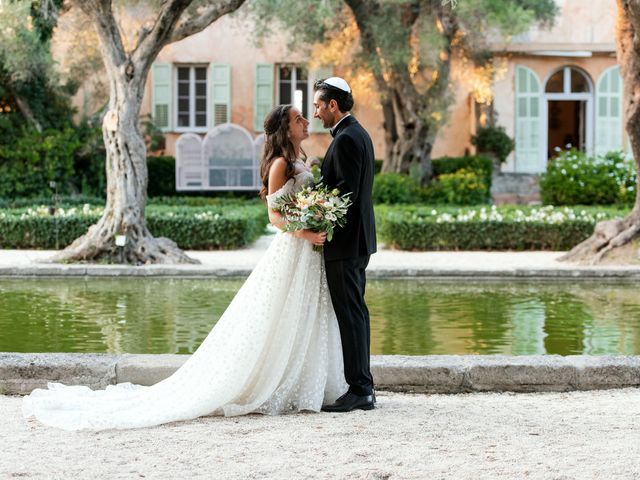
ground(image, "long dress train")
xmin=22 ymin=171 xmax=347 ymax=430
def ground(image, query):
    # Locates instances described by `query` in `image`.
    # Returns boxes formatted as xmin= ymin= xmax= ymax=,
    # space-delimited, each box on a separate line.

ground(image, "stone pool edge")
xmin=2 ymin=265 xmax=640 ymax=279
xmin=2 ymin=353 xmax=639 ymax=396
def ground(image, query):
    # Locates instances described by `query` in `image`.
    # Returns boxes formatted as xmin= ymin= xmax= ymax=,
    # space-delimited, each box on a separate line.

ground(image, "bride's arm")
xmin=266 ymin=159 xmax=289 ymax=231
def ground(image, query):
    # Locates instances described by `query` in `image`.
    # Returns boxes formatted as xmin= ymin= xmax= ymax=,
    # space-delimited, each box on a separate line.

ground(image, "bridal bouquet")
xmin=272 ymin=182 xmax=352 ymax=252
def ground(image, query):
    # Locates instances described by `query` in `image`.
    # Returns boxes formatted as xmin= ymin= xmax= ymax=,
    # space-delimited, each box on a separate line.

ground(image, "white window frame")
xmin=542 ymin=66 xmax=594 ymax=165
xmin=174 ymin=64 xmax=209 ymax=133
xmin=276 ymin=65 xmax=312 ymax=120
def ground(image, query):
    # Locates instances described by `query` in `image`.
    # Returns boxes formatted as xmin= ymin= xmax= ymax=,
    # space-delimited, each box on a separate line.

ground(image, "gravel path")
xmin=2 ymin=389 xmax=640 ymax=479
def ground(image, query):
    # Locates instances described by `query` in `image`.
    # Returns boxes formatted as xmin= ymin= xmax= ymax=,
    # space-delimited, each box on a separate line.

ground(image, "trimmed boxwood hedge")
xmin=0 ymin=205 xmax=268 ymax=250
xmin=376 ymin=205 xmax=629 ymax=251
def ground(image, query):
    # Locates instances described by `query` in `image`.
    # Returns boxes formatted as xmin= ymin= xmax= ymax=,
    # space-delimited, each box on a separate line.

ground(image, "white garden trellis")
xmin=175 ymin=123 xmax=261 ymax=191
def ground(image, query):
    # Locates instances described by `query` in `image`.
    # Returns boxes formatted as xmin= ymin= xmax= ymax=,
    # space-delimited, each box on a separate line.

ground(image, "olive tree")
xmin=249 ymin=0 xmax=556 ymax=180
xmin=50 ymin=0 xmax=246 ymax=264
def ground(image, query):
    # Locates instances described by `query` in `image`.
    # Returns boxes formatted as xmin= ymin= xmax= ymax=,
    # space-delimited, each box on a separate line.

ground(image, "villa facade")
xmin=137 ymin=0 xmax=620 ymax=190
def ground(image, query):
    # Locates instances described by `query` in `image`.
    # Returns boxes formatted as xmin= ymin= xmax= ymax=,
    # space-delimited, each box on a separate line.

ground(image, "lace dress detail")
xmin=22 ymin=169 xmax=347 ymax=430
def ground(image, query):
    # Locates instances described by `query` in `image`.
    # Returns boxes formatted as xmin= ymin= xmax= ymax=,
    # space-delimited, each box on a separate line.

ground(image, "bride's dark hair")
xmin=259 ymin=104 xmax=304 ymax=200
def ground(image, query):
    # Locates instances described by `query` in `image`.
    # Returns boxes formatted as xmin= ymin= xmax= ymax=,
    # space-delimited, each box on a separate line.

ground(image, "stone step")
xmin=2 ymin=353 xmax=639 ymax=396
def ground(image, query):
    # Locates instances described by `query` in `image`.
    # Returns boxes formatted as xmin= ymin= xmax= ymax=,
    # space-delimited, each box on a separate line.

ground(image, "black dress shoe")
xmin=321 ymin=392 xmax=375 ymax=412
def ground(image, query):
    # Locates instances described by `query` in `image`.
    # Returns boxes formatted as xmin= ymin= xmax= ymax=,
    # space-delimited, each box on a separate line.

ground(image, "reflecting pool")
xmin=1 ymin=278 xmax=639 ymax=355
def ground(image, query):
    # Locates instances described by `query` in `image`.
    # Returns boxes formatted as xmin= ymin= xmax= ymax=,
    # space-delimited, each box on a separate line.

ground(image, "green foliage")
xmin=0 ymin=123 xmax=106 ymax=198
xmin=374 ymin=156 xmax=493 ymax=205
xmin=0 ymin=2 xmax=52 ymax=84
xmin=376 ymin=204 xmax=627 ymax=251
xmin=0 ymin=1 xmax=106 ymax=200
xmin=72 ymin=120 xmax=106 ymax=196
xmin=455 ymin=0 xmax=557 ymax=39
xmin=249 ymin=0 xmax=558 ymax=145
xmin=540 ymin=149 xmax=636 ymax=205
xmin=432 ymin=155 xmax=493 ymax=187
xmin=0 ymin=204 xmax=268 ymax=250
xmin=0 ymin=128 xmax=80 ymax=198
xmin=373 ymin=173 xmax=421 ymax=204
xmin=437 ymin=169 xmax=490 ymax=205
xmin=147 ymin=156 xmax=176 ymax=197
xmin=470 ymin=125 xmax=515 ymax=163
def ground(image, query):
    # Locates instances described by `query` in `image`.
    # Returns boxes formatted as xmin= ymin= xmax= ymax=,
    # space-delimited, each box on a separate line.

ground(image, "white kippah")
xmin=323 ymin=77 xmax=351 ymax=93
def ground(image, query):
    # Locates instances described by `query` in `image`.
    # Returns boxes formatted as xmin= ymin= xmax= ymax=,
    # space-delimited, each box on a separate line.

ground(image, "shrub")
xmin=373 ymin=156 xmax=493 ymax=205
xmin=373 ymin=173 xmax=421 ymax=204
xmin=471 ymin=125 xmax=515 ymax=163
xmin=432 ymin=155 xmax=493 ymax=186
xmin=376 ymin=205 xmax=625 ymax=251
xmin=147 ymin=156 xmax=176 ymax=197
xmin=0 ymin=128 xmax=80 ymax=198
xmin=540 ymin=149 xmax=636 ymax=205
xmin=0 ymin=204 xmax=268 ymax=250
xmin=73 ymin=121 xmax=106 ymax=197
xmin=437 ymin=169 xmax=490 ymax=205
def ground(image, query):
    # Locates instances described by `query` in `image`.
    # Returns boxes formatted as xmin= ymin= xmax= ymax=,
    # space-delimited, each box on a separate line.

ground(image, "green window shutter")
xmin=514 ymin=65 xmax=542 ymax=173
xmin=595 ymin=66 xmax=623 ymax=157
xmin=254 ymin=64 xmax=274 ymax=132
xmin=310 ymin=66 xmax=333 ymax=133
xmin=210 ymin=64 xmax=231 ymax=126
xmin=152 ymin=63 xmax=172 ymax=131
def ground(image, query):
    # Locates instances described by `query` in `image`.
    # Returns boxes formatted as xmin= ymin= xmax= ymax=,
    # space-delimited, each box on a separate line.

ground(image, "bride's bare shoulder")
xmin=268 ymin=157 xmax=289 ymax=195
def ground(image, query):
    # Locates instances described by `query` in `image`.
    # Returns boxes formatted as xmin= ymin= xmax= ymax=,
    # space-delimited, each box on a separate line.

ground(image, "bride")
xmin=22 ymin=104 xmax=348 ymax=430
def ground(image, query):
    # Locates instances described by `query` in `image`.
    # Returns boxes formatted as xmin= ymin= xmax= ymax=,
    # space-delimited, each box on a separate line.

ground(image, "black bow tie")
xmin=329 ymin=127 xmax=336 ymax=138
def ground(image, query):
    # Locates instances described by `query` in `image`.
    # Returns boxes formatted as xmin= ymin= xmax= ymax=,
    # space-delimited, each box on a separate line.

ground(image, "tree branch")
xmin=131 ymin=0 xmax=193 ymax=70
xmin=168 ymin=0 xmax=247 ymax=44
xmin=71 ymin=0 xmax=127 ymax=69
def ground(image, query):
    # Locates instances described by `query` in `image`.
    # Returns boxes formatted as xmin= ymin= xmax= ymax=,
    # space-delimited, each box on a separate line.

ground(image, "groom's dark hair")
xmin=314 ymin=79 xmax=354 ymax=113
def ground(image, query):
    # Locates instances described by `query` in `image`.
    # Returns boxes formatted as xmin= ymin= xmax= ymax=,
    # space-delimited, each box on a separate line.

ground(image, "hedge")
xmin=376 ymin=205 xmax=629 ymax=251
xmin=0 ymin=204 xmax=268 ymax=250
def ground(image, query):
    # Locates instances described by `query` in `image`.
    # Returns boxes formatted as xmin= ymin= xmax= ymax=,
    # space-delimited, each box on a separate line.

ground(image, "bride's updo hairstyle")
xmin=259 ymin=104 xmax=298 ymax=200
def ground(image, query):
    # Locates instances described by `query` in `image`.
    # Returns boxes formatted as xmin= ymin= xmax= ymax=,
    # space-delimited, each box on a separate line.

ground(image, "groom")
xmin=313 ymin=77 xmax=377 ymax=412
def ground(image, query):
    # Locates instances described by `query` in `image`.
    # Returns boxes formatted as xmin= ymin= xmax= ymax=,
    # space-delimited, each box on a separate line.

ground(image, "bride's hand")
xmin=294 ymin=230 xmax=327 ymax=246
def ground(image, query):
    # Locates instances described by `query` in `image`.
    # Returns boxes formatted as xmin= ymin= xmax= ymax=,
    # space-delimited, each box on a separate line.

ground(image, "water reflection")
xmin=1 ymin=278 xmax=639 ymax=355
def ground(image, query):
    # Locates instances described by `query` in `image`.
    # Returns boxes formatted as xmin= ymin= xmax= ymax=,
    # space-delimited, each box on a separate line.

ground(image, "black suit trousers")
xmin=324 ymin=255 xmax=374 ymax=396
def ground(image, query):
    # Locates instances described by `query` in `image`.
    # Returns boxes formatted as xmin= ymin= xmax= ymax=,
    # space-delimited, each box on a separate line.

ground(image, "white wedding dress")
xmin=22 ymin=171 xmax=347 ymax=430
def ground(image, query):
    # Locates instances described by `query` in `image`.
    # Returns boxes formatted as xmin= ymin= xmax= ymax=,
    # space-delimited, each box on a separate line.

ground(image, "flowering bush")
xmin=540 ymin=148 xmax=636 ymax=205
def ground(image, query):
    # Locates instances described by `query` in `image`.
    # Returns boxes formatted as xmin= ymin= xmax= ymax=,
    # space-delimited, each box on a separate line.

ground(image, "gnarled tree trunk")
xmin=345 ymin=0 xmax=454 ymax=182
xmin=53 ymin=66 xmax=193 ymax=263
xmin=50 ymin=0 xmax=245 ymax=265
xmin=560 ymin=0 xmax=640 ymax=264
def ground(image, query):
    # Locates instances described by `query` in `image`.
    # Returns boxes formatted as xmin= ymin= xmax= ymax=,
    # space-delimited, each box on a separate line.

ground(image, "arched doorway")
xmin=543 ymin=66 xmax=593 ymax=159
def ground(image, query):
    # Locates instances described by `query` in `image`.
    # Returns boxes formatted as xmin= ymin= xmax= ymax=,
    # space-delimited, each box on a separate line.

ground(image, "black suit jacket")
xmin=321 ymin=115 xmax=377 ymax=261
